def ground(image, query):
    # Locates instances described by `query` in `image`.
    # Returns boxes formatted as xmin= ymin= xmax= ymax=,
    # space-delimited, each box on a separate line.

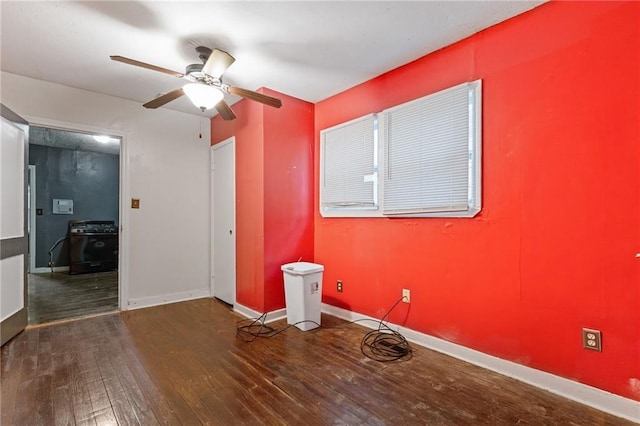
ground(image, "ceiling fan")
xmin=110 ymin=46 xmax=282 ymax=120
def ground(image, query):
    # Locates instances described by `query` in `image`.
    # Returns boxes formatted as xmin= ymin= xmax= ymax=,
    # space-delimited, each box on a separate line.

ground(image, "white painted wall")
xmin=1 ymin=72 xmax=211 ymax=308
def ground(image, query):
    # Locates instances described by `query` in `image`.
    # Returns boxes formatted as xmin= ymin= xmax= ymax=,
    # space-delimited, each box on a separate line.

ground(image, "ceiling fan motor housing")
xmin=195 ymin=46 xmax=213 ymax=63
xmin=186 ymin=63 xmax=204 ymax=75
xmin=186 ymin=63 xmax=221 ymax=86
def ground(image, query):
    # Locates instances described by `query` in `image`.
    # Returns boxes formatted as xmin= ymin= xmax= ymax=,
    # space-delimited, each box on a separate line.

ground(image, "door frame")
xmin=210 ymin=137 xmax=236 ymax=304
xmin=22 ymin=115 xmax=129 ymax=311
xmin=28 ymin=165 xmax=36 ymax=273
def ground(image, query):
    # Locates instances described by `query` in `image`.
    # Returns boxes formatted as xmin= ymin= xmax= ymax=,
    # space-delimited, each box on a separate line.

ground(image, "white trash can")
xmin=281 ymin=261 xmax=324 ymax=331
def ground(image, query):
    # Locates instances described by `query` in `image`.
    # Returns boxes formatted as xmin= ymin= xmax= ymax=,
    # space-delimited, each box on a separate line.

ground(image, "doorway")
xmin=27 ymin=125 xmax=121 ymax=325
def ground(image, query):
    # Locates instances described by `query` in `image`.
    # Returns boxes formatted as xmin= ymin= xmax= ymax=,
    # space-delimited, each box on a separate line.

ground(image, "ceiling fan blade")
xmin=110 ymin=55 xmax=184 ymax=78
xmin=143 ymin=88 xmax=185 ymax=109
xmin=228 ymin=86 xmax=282 ymax=108
xmin=215 ymin=100 xmax=237 ymax=121
xmin=202 ymin=49 xmax=236 ymax=79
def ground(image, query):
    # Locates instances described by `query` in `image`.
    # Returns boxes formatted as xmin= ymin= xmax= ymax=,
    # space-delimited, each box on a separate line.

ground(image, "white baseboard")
xmin=321 ymin=303 xmax=640 ymax=424
xmin=233 ymin=303 xmax=287 ymax=324
xmin=30 ymin=266 xmax=69 ymax=273
xmin=126 ymin=288 xmax=210 ymax=310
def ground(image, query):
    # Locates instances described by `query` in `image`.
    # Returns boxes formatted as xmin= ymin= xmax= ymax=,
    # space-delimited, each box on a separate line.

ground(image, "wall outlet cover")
xmin=582 ymin=328 xmax=602 ymax=352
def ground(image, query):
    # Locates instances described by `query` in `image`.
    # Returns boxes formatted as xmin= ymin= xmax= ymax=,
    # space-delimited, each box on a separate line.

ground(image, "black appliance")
xmin=68 ymin=220 xmax=118 ymax=275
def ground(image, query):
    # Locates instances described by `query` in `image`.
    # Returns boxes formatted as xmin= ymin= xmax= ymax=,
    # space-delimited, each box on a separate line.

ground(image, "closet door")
xmin=211 ymin=137 xmax=236 ymax=305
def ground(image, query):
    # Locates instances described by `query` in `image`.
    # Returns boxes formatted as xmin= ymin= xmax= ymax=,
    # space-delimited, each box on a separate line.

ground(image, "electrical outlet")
xmin=402 ymin=288 xmax=410 ymax=303
xmin=582 ymin=328 xmax=602 ymax=351
xmin=337 ymin=280 xmax=343 ymax=293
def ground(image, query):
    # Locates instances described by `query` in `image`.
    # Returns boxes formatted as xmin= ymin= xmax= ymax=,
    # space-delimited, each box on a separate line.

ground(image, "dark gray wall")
xmin=30 ymin=144 xmax=119 ymax=267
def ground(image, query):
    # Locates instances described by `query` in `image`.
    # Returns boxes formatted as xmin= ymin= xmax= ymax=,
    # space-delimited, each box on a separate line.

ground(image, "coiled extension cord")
xmin=236 ymin=296 xmax=412 ymax=362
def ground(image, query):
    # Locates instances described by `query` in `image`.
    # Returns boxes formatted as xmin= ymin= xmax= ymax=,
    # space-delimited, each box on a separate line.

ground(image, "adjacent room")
xmin=28 ymin=126 xmax=120 ymax=325
xmin=1 ymin=1 xmax=638 ymax=424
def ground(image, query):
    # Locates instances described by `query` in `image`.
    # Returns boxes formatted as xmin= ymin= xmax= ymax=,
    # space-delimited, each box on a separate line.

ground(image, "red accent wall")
xmin=263 ymin=89 xmax=316 ymax=310
xmin=212 ymin=89 xmax=315 ymax=313
xmin=314 ymin=1 xmax=639 ymax=400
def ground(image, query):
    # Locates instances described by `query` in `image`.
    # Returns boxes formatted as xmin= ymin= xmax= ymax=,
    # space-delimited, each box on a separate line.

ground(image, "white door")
xmin=211 ymin=137 xmax=236 ymax=305
xmin=1 ymin=106 xmax=28 ymax=345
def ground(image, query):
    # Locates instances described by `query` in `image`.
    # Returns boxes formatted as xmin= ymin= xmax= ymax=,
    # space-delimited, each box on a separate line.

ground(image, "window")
xmin=382 ymin=81 xmax=482 ymax=217
xmin=320 ymin=114 xmax=378 ymax=216
xmin=320 ymin=80 xmax=481 ymax=218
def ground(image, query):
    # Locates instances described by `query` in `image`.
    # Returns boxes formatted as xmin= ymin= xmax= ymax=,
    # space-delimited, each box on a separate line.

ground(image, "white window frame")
xmin=382 ymin=80 xmax=482 ymax=217
xmin=319 ymin=114 xmax=379 ymax=217
xmin=319 ymin=80 xmax=482 ymax=218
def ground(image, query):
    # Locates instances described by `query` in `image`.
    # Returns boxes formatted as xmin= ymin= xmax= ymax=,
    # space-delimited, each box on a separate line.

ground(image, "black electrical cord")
xmin=236 ymin=313 xmax=322 ymax=343
xmin=48 ymin=236 xmax=68 ymax=273
xmin=236 ymin=296 xmax=412 ymax=362
xmin=360 ymin=296 xmax=412 ymax=362
xmin=236 ymin=313 xmax=275 ymax=342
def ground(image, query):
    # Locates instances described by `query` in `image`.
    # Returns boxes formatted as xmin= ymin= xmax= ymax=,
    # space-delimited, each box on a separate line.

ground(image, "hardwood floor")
xmin=1 ymin=298 xmax=635 ymax=425
xmin=28 ymin=271 xmax=118 ymax=325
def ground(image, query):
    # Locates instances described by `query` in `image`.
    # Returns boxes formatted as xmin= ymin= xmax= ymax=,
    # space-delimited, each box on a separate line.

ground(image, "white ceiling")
xmin=1 ymin=1 xmax=544 ymax=118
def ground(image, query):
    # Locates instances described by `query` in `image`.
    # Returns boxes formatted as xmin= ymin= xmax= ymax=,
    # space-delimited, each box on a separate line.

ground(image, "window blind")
xmin=382 ymin=82 xmax=479 ymax=215
xmin=321 ymin=114 xmax=376 ymax=209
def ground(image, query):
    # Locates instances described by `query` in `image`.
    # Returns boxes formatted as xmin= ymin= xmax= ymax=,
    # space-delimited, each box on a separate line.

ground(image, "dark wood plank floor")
xmin=28 ymin=271 xmax=118 ymax=325
xmin=1 ymin=298 xmax=634 ymax=425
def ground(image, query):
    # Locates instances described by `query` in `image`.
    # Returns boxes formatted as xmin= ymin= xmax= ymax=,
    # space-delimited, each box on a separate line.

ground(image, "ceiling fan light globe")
xmin=183 ymin=83 xmax=223 ymax=111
